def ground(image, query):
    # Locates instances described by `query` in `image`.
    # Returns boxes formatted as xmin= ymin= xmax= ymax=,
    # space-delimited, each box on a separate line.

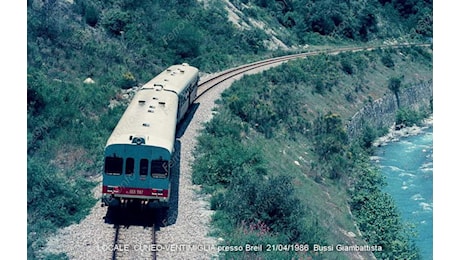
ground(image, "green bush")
xmin=360 ymin=125 xmax=378 ymax=150
xmin=27 ymin=156 xmax=96 ymax=259
xmin=221 ymin=64 xmax=314 ymax=138
xmin=192 ymin=109 xmax=266 ymax=189
xmin=101 ymin=9 xmax=130 ymax=35
xmin=313 ymin=128 xmax=347 ymax=161
xmin=27 ymin=157 xmax=96 ymax=228
xmin=381 ymin=52 xmax=395 ymax=68
xmin=396 ymin=108 xmax=428 ymax=127
xmin=341 ymin=58 xmax=354 ymax=75
xmin=224 ymin=175 xmax=304 ymax=239
xmin=120 ymin=71 xmax=137 ymax=89
xmin=211 ymin=173 xmax=326 ymax=258
xmin=84 ymin=4 xmax=99 ymax=27
xmin=349 ymin=157 xmax=420 ymax=259
xmin=193 ymin=135 xmax=266 ymax=188
xmin=312 ymin=113 xmax=348 ymax=158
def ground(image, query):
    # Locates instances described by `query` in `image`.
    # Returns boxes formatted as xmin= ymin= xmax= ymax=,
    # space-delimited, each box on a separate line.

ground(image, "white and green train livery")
xmin=102 ymin=63 xmax=199 ymax=208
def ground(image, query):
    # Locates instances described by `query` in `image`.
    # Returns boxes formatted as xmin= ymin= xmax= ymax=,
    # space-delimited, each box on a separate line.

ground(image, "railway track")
xmin=112 ymin=224 xmax=157 ymax=260
xmin=109 ymin=42 xmax=430 ymax=260
xmin=196 ymin=42 xmax=430 ymax=100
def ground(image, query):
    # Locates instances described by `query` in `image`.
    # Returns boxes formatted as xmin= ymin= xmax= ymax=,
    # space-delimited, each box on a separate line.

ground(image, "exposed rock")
xmin=83 ymin=77 xmax=95 ymax=84
xmin=347 ymin=81 xmax=432 ymax=140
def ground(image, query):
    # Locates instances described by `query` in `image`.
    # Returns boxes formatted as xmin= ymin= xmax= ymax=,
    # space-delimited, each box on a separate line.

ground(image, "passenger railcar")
xmin=102 ymin=63 xmax=199 ymax=208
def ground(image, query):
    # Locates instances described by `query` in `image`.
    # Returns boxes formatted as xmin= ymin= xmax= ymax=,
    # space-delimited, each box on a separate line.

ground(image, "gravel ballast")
xmin=41 ymin=63 xmax=284 ymax=260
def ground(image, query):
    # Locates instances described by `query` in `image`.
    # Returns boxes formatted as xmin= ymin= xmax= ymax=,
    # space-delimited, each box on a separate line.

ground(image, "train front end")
xmin=102 ymin=142 xmax=172 ymax=208
xmin=101 ymin=82 xmax=179 ymax=209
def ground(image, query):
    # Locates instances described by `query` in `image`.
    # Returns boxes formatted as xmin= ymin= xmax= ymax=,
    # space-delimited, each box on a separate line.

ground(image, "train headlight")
xmin=107 ymin=186 xmax=120 ymax=194
xmin=152 ymin=189 xmax=169 ymax=197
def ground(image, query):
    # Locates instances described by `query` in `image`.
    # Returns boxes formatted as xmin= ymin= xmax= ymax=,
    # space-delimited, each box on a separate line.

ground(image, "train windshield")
xmin=140 ymin=159 xmax=149 ymax=176
xmin=125 ymin=157 xmax=134 ymax=175
xmin=151 ymin=160 xmax=169 ymax=177
xmin=104 ymin=157 xmax=123 ymax=175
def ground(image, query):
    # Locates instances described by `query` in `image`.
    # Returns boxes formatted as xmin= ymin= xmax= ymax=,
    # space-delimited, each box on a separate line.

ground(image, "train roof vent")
xmin=142 ymin=123 xmax=150 ymax=127
xmin=138 ymin=100 xmax=146 ymax=105
xmin=131 ymin=137 xmax=145 ymax=145
xmin=153 ymin=84 xmax=163 ymax=91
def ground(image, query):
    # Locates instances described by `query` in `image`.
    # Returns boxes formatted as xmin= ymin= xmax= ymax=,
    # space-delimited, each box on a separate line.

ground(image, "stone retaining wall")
xmin=346 ymin=80 xmax=433 ymax=140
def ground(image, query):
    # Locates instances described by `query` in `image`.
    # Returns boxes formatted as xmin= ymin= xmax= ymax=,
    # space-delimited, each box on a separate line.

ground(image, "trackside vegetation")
xmin=28 ymin=0 xmax=431 ymax=259
xmin=229 ymin=0 xmax=432 ymax=43
xmin=192 ymin=47 xmax=432 ymax=259
xmin=28 ymin=0 xmax=274 ymax=258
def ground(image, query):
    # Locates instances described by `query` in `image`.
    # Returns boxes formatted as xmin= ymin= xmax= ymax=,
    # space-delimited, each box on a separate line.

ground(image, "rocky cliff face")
xmin=346 ymin=80 xmax=433 ymax=140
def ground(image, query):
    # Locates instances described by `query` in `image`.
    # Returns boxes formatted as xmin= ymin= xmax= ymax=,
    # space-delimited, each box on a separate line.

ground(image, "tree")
xmin=388 ymin=77 xmax=402 ymax=108
xmin=313 ymin=113 xmax=348 ymax=159
xmin=85 ymin=4 xmax=99 ymax=27
xmin=312 ymin=112 xmax=349 ymax=179
xmin=102 ymin=9 xmax=130 ymax=36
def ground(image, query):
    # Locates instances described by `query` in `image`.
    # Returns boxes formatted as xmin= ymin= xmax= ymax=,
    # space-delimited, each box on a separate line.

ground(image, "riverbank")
xmin=372 ymin=120 xmax=433 ymax=259
xmin=372 ymin=115 xmax=433 ymax=147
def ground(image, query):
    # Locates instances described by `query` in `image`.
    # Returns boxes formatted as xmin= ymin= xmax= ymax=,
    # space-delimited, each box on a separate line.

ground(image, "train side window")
xmin=140 ymin=159 xmax=148 ymax=176
xmin=104 ymin=157 xmax=123 ymax=175
xmin=125 ymin=157 xmax=134 ymax=175
xmin=151 ymin=160 xmax=168 ymax=177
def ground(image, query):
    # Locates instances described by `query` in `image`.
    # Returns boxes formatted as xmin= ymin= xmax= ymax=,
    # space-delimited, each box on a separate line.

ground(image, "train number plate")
xmin=127 ymin=189 xmax=145 ymax=195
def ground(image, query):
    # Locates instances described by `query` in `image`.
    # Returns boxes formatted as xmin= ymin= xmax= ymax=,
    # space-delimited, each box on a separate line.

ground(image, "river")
xmin=373 ymin=126 xmax=433 ymax=259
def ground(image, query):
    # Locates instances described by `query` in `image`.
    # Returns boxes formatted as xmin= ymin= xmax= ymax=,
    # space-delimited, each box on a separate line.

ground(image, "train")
xmin=102 ymin=63 xmax=199 ymax=208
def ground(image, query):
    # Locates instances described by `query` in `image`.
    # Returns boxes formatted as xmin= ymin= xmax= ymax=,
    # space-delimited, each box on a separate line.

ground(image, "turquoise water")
xmin=374 ymin=126 xmax=433 ymax=259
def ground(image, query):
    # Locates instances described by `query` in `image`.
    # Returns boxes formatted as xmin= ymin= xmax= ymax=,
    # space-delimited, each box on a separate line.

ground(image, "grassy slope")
xmin=195 ymin=46 xmax=432 ymax=259
xmin=256 ymin=136 xmax=365 ymax=257
xmin=301 ymin=49 xmax=432 ymax=121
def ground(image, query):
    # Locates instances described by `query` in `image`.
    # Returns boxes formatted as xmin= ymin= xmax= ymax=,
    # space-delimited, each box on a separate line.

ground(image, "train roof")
xmin=106 ymin=85 xmax=179 ymax=153
xmin=105 ymin=64 xmax=199 ymax=154
xmin=142 ymin=63 xmax=199 ymax=94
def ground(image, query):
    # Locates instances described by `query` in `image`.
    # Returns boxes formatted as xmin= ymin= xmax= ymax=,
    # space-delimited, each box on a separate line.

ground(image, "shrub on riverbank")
xmin=349 ymin=154 xmax=420 ymax=259
xmin=396 ymin=107 xmax=431 ymax=127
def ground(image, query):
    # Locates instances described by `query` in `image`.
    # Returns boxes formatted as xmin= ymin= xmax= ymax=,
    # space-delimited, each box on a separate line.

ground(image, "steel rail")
xmin=111 ymin=224 xmax=157 ymax=260
xmin=195 ymin=43 xmax=431 ymax=100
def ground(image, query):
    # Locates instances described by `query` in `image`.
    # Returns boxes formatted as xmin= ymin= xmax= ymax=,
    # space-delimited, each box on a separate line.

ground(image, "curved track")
xmin=112 ymin=42 xmax=430 ymax=260
xmin=196 ymin=43 xmax=430 ymax=100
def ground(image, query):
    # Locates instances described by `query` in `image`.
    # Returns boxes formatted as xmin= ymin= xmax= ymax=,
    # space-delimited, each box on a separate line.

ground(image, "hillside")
xmin=27 ymin=0 xmax=432 ymax=259
xmin=192 ymin=46 xmax=432 ymax=259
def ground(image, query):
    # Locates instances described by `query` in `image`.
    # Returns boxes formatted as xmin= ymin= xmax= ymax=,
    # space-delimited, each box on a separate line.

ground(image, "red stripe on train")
xmin=102 ymin=186 xmax=168 ymax=197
